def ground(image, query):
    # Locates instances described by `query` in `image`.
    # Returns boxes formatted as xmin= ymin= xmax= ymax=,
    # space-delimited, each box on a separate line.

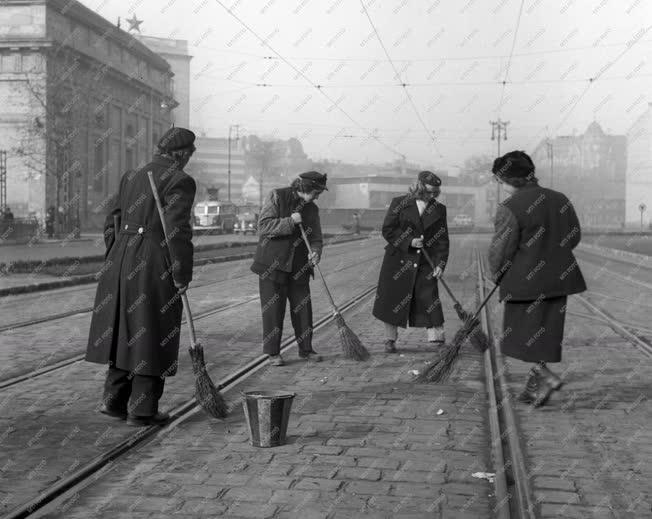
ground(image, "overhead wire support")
xmin=213 ymin=0 xmax=405 ymax=160
xmin=359 ymin=0 xmax=443 ymax=159
xmin=496 ymin=0 xmax=525 ymax=116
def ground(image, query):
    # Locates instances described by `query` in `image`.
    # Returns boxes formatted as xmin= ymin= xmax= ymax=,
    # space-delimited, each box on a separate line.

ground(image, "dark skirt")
xmin=501 ymin=296 xmax=567 ymax=362
xmin=408 ymin=265 xmax=444 ymax=328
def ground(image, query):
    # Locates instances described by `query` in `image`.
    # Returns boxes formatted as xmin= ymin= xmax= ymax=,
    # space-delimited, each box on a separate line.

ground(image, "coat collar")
xmin=403 ymin=194 xmax=442 ymax=230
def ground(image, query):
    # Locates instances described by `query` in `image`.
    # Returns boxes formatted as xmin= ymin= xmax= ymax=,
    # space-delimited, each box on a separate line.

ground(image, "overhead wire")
xmin=496 ymin=0 xmax=525 ymax=116
xmin=212 ymin=0 xmax=406 ymax=159
xmin=359 ymin=0 xmax=441 ymax=158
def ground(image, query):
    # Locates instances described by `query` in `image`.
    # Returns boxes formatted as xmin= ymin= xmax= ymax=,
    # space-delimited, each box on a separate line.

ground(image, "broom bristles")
xmin=334 ymin=313 xmax=370 ymax=361
xmin=189 ymin=344 xmax=228 ymax=418
xmin=415 ymin=328 xmax=466 ymax=383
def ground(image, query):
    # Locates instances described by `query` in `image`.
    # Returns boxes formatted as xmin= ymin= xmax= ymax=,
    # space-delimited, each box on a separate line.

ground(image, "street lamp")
xmin=490 ymin=119 xmax=508 ymax=209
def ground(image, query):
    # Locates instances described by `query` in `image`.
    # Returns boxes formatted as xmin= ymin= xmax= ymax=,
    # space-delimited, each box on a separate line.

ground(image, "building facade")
xmin=531 ymin=122 xmax=626 ymax=228
xmin=137 ymin=35 xmax=191 ymax=128
xmin=318 ymin=174 xmax=488 ymax=225
xmin=0 ymin=0 xmax=176 ymax=232
xmin=188 ymin=135 xmax=246 ymax=203
xmin=626 ymin=103 xmax=652 ymax=227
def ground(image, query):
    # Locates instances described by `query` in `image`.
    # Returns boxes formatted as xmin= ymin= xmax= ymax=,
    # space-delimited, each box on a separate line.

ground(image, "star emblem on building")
xmin=126 ymin=14 xmax=143 ymax=33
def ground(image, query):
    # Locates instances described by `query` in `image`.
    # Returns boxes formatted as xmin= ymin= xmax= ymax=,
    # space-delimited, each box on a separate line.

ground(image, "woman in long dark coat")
xmin=489 ymin=150 xmax=587 ymax=407
xmin=85 ymin=127 xmax=197 ymax=426
xmin=372 ymin=171 xmax=450 ymax=352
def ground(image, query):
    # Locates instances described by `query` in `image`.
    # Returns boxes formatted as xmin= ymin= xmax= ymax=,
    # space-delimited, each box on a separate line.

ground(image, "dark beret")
xmin=417 ymin=170 xmax=441 ymax=187
xmin=299 ymin=171 xmax=328 ymax=191
xmin=492 ymin=151 xmax=535 ymax=179
xmin=157 ymin=127 xmax=196 ymax=153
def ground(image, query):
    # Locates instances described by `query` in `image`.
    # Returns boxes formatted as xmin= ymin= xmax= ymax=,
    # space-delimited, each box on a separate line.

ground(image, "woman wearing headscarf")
xmin=489 ymin=150 xmax=587 ymax=407
xmin=373 ymin=171 xmax=450 ymax=352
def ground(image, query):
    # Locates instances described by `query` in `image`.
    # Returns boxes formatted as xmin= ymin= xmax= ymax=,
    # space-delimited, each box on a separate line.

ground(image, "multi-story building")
xmin=626 ymin=103 xmax=652 ymax=227
xmin=531 ymin=122 xmax=626 ymax=228
xmin=188 ymin=135 xmax=246 ymax=203
xmin=0 ymin=0 xmax=176 ymax=231
xmin=137 ymin=35 xmax=191 ymax=128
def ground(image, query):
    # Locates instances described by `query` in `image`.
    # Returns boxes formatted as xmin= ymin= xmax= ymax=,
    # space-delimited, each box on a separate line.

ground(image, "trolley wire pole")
xmin=227 ymin=124 xmax=239 ymax=202
xmin=490 ymin=119 xmax=509 ymax=207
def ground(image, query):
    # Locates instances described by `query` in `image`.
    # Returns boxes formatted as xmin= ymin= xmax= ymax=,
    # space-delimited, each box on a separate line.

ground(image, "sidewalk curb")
xmin=577 ymin=242 xmax=651 ymax=266
xmin=0 ymin=234 xmax=368 ymax=297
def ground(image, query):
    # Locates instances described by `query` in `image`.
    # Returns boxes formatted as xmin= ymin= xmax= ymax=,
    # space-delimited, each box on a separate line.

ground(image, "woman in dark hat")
xmin=86 ymin=127 xmax=197 ymax=426
xmin=251 ymin=171 xmax=327 ymax=366
xmin=489 ymin=150 xmax=587 ymax=407
xmin=372 ymin=171 xmax=450 ymax=352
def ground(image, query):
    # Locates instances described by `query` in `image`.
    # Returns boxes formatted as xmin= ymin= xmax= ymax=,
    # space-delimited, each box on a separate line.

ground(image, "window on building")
xmin=93 ymin=141 xmax=105 ymax=192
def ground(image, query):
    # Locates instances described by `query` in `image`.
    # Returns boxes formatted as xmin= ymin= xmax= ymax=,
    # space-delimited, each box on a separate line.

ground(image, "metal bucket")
xmin=242 ymin=390 xmax=296 ymax=448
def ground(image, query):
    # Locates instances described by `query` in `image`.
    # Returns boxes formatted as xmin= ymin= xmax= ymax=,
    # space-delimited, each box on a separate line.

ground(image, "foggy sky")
xmin=82 ymin=0 xmax=652 ymax=171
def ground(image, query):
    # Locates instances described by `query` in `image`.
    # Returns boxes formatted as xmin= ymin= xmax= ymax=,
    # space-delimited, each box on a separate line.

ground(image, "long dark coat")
xmin=85 ymin=156 xmax=196 ymax=377
xmin=372 ymin=195 xmax=450 ymax=327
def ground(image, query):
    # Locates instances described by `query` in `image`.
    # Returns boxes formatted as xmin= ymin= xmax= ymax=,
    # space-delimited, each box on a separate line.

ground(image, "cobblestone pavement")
xmin=42 ymin=247 xmax=494 ymax=519
xmin=485 ymin=269 xmax=652 ymax=517
xmin=0 ymin=238 xmax=388 ymax=514
xmin=0 ymin=239 xmax=379 ymax=381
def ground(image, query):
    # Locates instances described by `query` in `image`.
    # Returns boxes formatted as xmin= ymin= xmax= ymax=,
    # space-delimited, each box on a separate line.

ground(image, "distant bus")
xmin=193 ymin=200 xmax=238 ymax=234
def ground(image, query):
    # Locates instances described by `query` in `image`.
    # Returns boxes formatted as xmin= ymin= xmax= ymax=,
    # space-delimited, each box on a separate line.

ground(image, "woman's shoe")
xmin=269 ymin=354 xmax=286 ymax=366
xmin=99 ymin=404 xmax=127 ymax=420
xmin=538 ymin=364 xmax=563 ymax=390
xmin=384 ymin=339 xmax=397 ymax=353
xmin=518 ymin=367 xmax=554 ymax=408
xmin=127 ymin=412 xmax=170 ymax=427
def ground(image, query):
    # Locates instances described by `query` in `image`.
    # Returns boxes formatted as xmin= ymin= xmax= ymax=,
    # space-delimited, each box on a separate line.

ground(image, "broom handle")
xmin=147 ymin=171 xmax=198 ymax=349
xmin=298 ymin=222 xmax=339 ymax=314
xmin=419 ymin=246 xmax=461 ymax=307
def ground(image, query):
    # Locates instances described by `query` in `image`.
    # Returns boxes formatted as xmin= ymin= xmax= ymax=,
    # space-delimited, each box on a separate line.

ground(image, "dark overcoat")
xmin=372 ymin=194 xmax=450 ymax=327
xmin=488 ymin=184 xmax=587 ymax=302
xmin=85 ymin=156 xmax=196 ymax=377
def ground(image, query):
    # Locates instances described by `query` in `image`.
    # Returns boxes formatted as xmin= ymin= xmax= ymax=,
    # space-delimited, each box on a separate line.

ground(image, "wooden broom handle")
xmin=298 ymin=222 xmax=339 ymax=314
xmin=146 ymin=171 xmax=197 ymax=349
xmin=419 ymin=245 xmax=460 ymax=307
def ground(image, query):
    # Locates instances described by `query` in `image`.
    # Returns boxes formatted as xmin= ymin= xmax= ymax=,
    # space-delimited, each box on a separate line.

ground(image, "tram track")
xmin=4 ymin=283 xmax=378 ymax=519
xmin=475 ymin=250 xmax=536 ymax=519
xmin=0 ymin=236 xmax=374 ymax=334
xmin=0 ymin=250 xmax=382 ymax=389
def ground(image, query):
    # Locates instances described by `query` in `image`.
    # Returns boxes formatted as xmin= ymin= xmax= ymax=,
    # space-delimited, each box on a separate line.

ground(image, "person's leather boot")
xmin=99 ymin=404 xmax=127 ymax=420
xmin=127 ymin=412 xmax=170 ymax=427
xmin=298 ymin=352 xmax=322 ymax=362
xmin=384 ymin=339 xmax=397 ymax=353
xmin=269 ymin=354 xmax=286 ymax=366
xmin=538 ymin=363 xmax=563 ymax=390
xmin=517 ymin=367 xmax=554 ymax=408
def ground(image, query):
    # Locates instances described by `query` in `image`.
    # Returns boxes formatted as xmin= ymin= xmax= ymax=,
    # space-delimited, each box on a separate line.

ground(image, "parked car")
xmin=234 ymin=212 xmax=258 ymax=235
xmin=452 ymin=214 xmax=474 ymax=228
xmin=193 ymin=200 xmax=238 ymax=233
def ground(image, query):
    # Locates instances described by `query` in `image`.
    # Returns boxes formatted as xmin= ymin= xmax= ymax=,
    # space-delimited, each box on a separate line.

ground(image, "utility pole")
xmin=227 ymin=124 xmax=240 ymax=202
xmin=0 ymin=150 xmax=6 ymax=214
xmin=546 ymin=139 xmax=554 ymax=188
xmin=490 ymin=119 xmax=509 ymax=207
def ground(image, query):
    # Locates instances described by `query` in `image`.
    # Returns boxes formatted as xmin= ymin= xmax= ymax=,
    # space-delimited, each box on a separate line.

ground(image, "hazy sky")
xmin=82 ymin=0 xmax=651 ymax=171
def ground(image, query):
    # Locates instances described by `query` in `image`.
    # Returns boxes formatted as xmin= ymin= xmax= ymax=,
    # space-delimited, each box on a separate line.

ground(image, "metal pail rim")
xmin=242 ymin=390 xmax=296 ymax=400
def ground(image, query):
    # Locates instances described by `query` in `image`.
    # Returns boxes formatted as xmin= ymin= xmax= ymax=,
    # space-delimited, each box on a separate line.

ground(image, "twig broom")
xmin=298 ymin=222 xmax=370 ymax=361
xmin=147 ymin=171 xmax=228 ymax=418
xmin=416 ymin=248 xmax=497 ymax=383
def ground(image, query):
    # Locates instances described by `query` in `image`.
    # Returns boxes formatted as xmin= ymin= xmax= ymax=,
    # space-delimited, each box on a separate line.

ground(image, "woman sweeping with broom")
xmin=372 ymin=171 xmax=450 ymax=352
xmin=488 ymin=151 xmax=587 ymax=407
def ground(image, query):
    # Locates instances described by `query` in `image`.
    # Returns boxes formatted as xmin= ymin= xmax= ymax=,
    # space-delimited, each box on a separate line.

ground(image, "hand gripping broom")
xmin=297 ymin=222 xmax=370 ymax=361
xmin=147 ymin=171 xmax=228 ymax=418
xmin=416 ymin=247 xmax=497 ymax=383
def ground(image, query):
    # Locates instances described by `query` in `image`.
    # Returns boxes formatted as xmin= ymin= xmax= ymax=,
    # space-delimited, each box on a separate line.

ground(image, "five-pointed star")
xmin=126 ymin=14 xmax=143 ymax=33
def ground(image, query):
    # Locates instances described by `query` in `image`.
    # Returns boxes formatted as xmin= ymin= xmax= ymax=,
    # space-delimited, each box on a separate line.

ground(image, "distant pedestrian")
xmin=251 ymin=171 xmax=327 ymax=366
xmin=3 ymin=207 xmax=14 ymax=221
xmin=85 ymin=127 xmax=197 ymax=426
xmin=352 ymin=212 xmax=361 ymax=235
xmin=489 ymin=150 xmax=587 ymax=407
xmin=373 ymin=171 xmax=450 ymax=352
